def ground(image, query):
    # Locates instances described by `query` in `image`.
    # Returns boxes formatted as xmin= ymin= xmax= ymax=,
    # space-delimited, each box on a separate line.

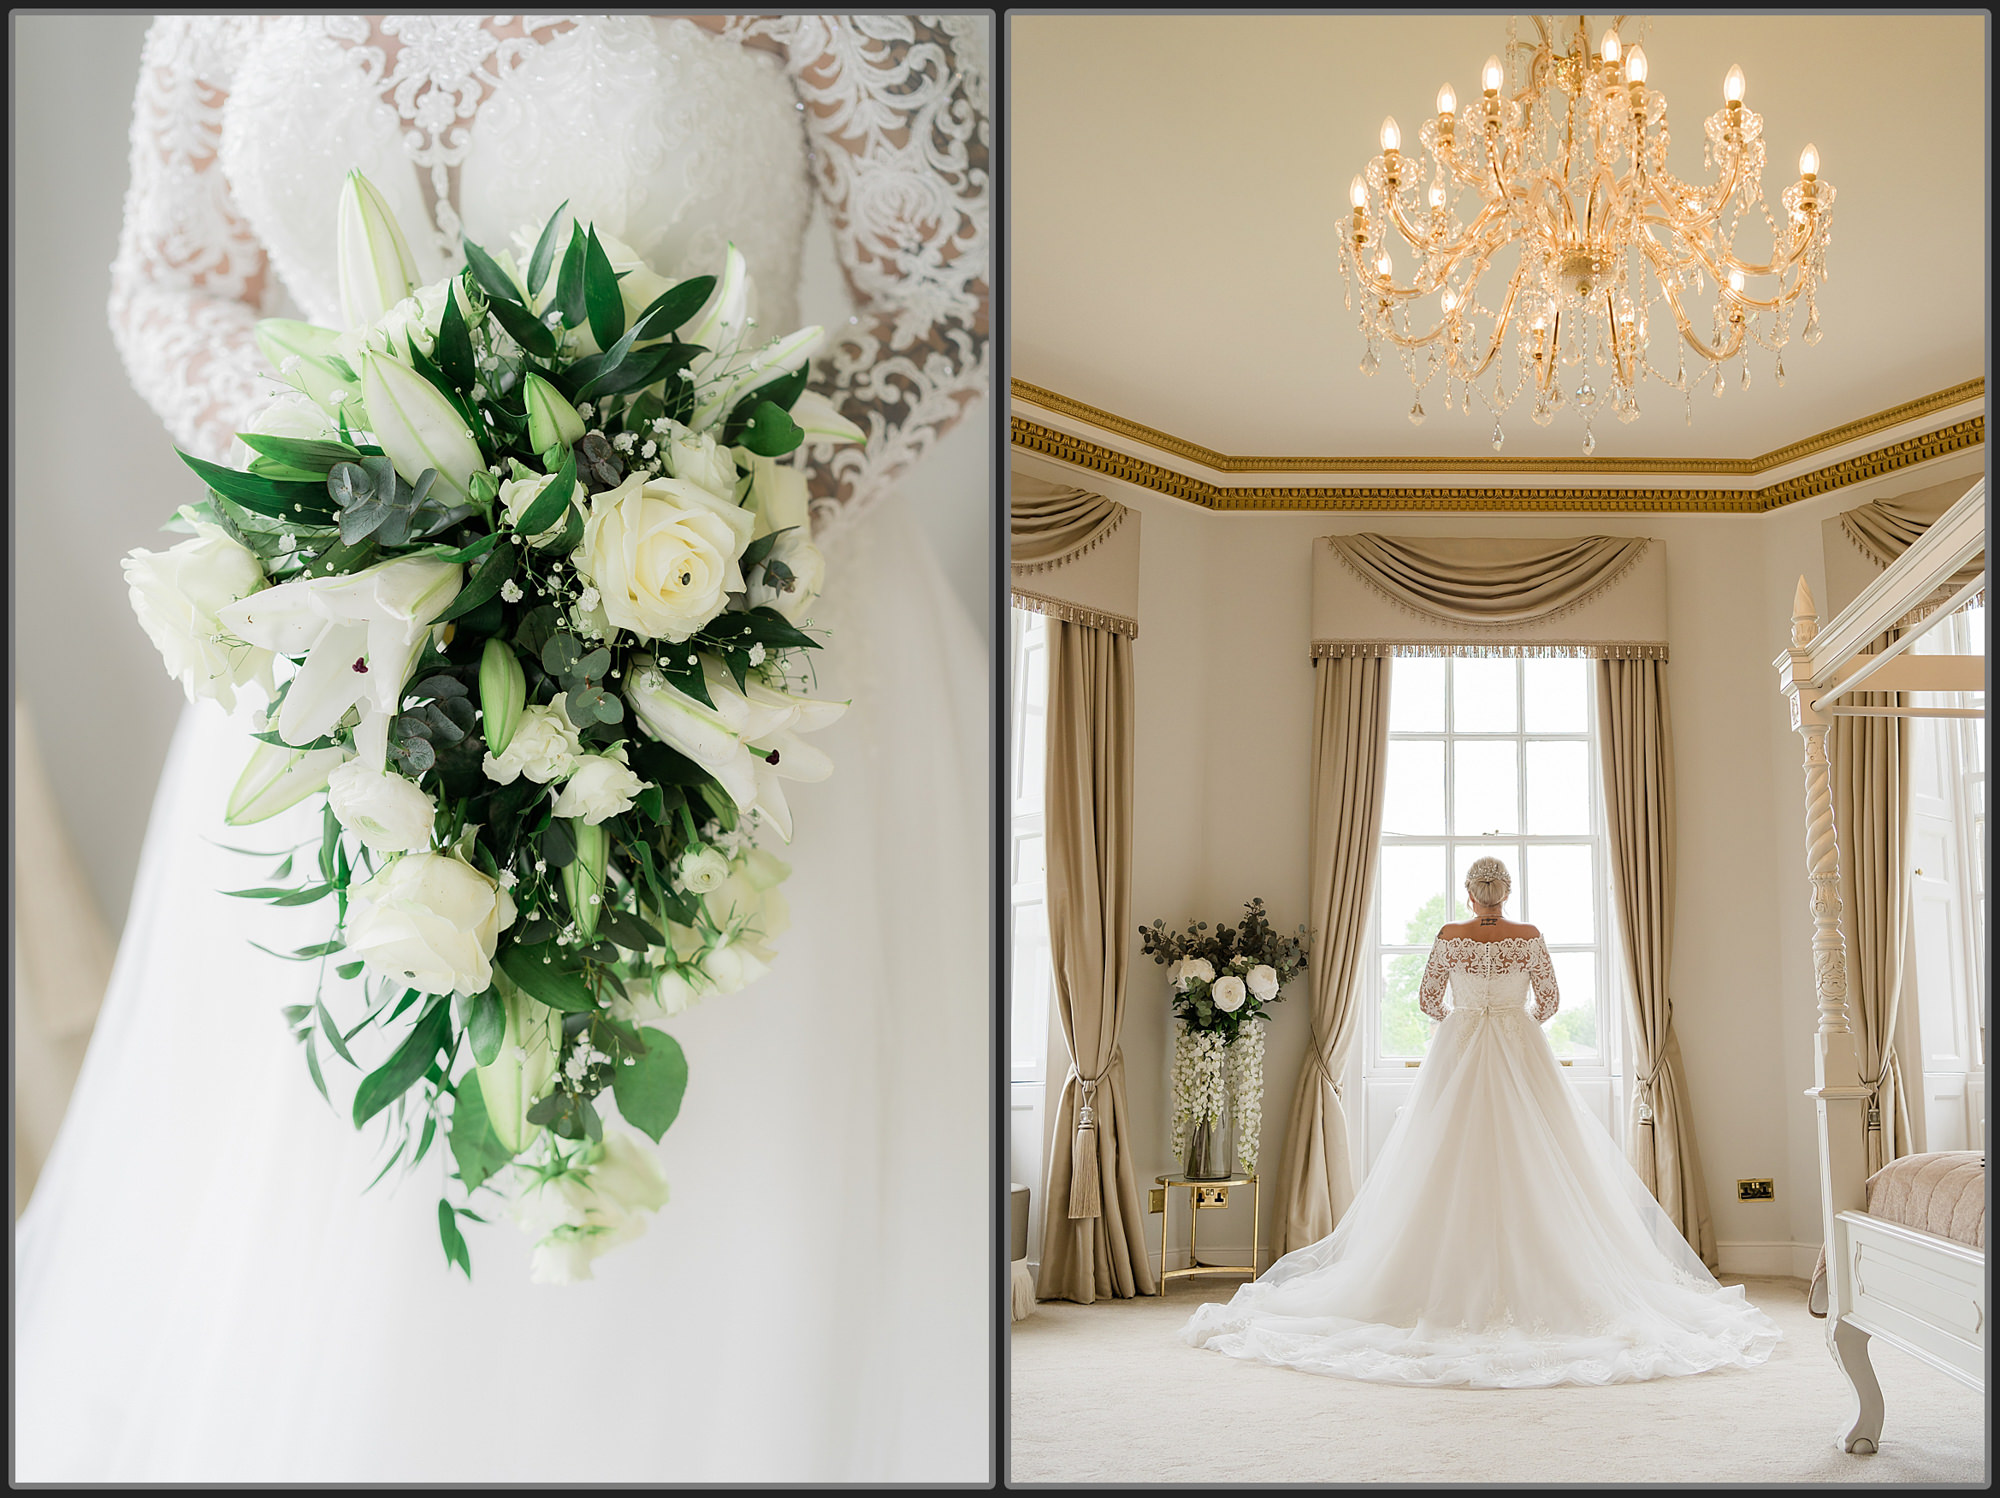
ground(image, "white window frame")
xmin=1009 ymin=607 xmax=1052 ymax=1087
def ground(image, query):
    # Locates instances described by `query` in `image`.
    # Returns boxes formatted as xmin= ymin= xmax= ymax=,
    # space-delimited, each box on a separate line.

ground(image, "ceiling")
xmin=1010 ymin=12 xmax=1988 ymax=466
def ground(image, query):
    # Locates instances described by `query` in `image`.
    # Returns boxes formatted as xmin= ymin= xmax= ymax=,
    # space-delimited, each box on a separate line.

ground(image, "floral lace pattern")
xmin=1418 ymin=935 xmax=1561 ymax=1024
xmin=108 ymin=13 xmax=988 ymax=533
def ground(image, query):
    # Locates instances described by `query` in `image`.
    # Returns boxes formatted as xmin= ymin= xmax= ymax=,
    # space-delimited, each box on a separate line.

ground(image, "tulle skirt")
xmin=1182 ymin=1001 xmax=1781 ymax=1387
xmin=13 ymin=495 xmax=990 ymax=1481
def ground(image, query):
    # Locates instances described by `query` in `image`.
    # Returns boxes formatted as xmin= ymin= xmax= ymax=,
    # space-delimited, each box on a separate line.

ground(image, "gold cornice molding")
xmin=1010 ymin=377 xmax=1985 ymax=485
xmin=1011 ymin=414 xmax=1987 ymax=514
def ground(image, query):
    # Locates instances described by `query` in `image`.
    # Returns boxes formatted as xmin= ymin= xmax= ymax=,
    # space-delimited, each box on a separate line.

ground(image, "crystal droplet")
xmin=1531 ymin=401 xmax=1554 ymax=427
xmin=1359 ymin=346 xmax=1379 ymax=375
xmin=1582 ymin=426 xmax=1597 ymax=456
xmin=1713 ymin=365 xmax=1726 ymax=397
xmin=1740 ymin=361 xmax=1752 ymax=391
xmin=1409 ymin=399 xmax=1426 ymax=426
xmin=1576 ymin=379 xmax=1595 ymax=405
xmin=1802 ymin=310 xmax=1823 ymax=347
xmin=1775 ymin=357 xmax=1786 ymax=386
xmin=1491 ymin=422 xmax=1505 ymax=451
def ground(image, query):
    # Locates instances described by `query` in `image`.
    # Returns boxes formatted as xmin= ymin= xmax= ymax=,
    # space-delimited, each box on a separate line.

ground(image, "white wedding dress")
xmin=14 ymin=15 xmax=988 ymax=1483
xmin=1184 ymin=935 xmax=1781 ymax=1387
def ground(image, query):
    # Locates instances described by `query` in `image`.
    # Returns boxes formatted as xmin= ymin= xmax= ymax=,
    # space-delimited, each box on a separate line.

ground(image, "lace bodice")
xmin=1418 ymin=936 xmax=1560 ymax=1024
xmin=109 ymin=14 xmax=987 ymax=536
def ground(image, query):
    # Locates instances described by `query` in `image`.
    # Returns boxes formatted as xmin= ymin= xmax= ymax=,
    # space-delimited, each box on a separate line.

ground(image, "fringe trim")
xmin=1839 ymin=513 xmax=1904 ymax=573
xmin=1311 ymin=640 xmax=1670 ymax=661
xmin=1838 ymin=517 xmax=1986 ymax=628
xmin=1010 ymin=504 xmax=1128 ymax=575
xmin=1010 ymin=586 xmax=1139 ymax=639
xmin=1327 ymin=535 xmax=1653 ymax=633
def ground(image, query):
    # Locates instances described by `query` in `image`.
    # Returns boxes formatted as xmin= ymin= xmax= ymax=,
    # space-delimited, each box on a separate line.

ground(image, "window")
xmin=1010 ymin=607 xmax=1053 ymax=1085
xmin=1367 ymin=655 xmax=1619 ymax=1072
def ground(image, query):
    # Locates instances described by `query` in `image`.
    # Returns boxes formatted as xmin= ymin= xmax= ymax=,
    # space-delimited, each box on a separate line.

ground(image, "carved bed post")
xmin=1780 ymin=576 xmax=1883 ymax=1454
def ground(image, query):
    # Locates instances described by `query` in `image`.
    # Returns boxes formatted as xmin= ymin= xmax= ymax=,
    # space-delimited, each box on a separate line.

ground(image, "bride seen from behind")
xmin=14 ymin=14 xmax=988 ymax=1484
xmin=1184 ymin=856 xmax=1782 ymax=1387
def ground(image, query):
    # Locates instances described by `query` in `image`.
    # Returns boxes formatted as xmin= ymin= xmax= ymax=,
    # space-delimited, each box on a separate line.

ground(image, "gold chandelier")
xmin=1338 ymin=14 xmax=1835 ymax=452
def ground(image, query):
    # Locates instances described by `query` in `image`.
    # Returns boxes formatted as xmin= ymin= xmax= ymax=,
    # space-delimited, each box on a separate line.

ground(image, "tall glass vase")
xmin=1184 ymin=1105 xmax=1232 ymax=1181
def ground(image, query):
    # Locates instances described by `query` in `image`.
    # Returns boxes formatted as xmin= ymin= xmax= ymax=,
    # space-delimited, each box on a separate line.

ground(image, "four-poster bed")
xmin=1775 ymin=477 xmax=1987 ymax=1455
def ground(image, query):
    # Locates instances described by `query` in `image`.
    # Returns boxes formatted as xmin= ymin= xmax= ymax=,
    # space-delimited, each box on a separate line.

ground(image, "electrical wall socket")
xmin=1737 ymin=1178 xmax=1775 ymax=1201
xmin=1148 ymin=1187 xmax=1164 ymax=1214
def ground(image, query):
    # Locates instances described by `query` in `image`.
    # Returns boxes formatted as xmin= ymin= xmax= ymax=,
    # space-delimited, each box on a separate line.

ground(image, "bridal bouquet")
xmin=123 ymin=171 xmax=862 ymax=1281
xmin=1140 ymin=900 xmax=1307 ymax=1176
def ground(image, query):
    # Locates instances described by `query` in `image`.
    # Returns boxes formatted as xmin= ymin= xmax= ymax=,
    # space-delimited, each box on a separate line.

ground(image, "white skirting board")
xmin=1139 ymin=1241 xmax=1818 ymax=1281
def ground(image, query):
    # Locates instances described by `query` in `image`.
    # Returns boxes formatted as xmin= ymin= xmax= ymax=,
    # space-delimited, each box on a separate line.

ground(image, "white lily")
xmin=359 ymin=349 xmax=484 ymax=507
xmin=217 ymin=556 xmax=462 ymax=769
xmin=256 ymin=318 xmax=363 ymax=420
xmin=477 ymin=973 xmax=559 ymax=1154
xmin=336 ymin=169 xmax=419 ymax=331
xmin=787 ymin=390 xmax=868 ymax=445
xmin=224 ymin=740 xmax=350 ymax=825
xmin=690 ymin=324 xmax=823 ymax=434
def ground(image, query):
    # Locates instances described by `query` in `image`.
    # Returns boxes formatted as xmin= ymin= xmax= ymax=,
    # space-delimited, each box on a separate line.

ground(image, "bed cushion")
xmin=1866 ymin=1151 xmax=1985 ymax=1249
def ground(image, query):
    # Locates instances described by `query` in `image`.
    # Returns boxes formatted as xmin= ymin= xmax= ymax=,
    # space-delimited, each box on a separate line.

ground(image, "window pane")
xmin=1013 ymin=832 xmax=1044 ymax=889
xmin=1390 ymin=656 xmax=1446 ymax=732
xmin=1544 ymin=951 xmax=1598 ymax=1059
xmin=1382 ymin=739 xmax=1445 ymax=834
xmin=1453 ymin=657 xmax=1518 ymax=731
xmin=1011 ymin=898 xmax=1051 ymax=1077
xmin=1525 ymin=740 xmax=1590 ymax=833
xmin=1526 ymin=843 xmax=1595 ymax=944
xmin=1380 ymin=952 xmax=1437 ymax=1058
xmin=1523 ymin=657 xmax=1589 ymax=732
xmin=1454 ymin=841 xmax=1521 ymax=921
xmin=1379 ymin=844 xmax=1446 ymax=945
xmin=1452 ymin=740 xmax=1518 ymax=834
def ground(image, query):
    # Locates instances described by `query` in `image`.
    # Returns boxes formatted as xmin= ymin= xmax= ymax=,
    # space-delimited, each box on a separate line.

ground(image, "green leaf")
xmin=701 ymin=605 xmax=820 ymax=654
xmin=726 ymin=363 xmax=811 ymax=427
xmin=496 ymin=942 xmax=597 ymax=1013
xmin=435 ymin=541 xmax=517 ymax=624
xmin=740 ymin=526 xmax=793 ymax=573
xmin=449 ymin=1078 xmax=515 ymax=1193
xmin=239 ymin=434 xmax=364 ymax=473
xmin=732 ymin=400 xmax=805 ymax=457
xmin=224 ymin=883 xmax=336 ymax=905
xmin=364 ymin=1135 xmax=408 ymax=1193
xmin=438 ymin=1197 xmax=472 ymax=1278
xmin=631 ymin=275 xmax=715 ymax=340
xmin=461 ymin=236 xmax=523 ymax=306
xmin=553 ymin=231 xmax=589 ymax=329
xmin=482 ymin=292 xmax=558 ymax=360
xmin=598 ymin=906 xmax=662 ymax=952
xmin=613 ymin=1028 xmax=688 ymax=1142
xmin=304 ymin=1030 xmax=331 ymax=1106
xmin=541 ymin=817 xmax=577 ymax=869
xmin=582 ymin=226 xmax=626 ymax=350
xmin=319 ymin=802 xmax=342 ymax=883
xmin=336 ymin=960 xmax=366 ymax=981
xmin=468 ymin=986 xmax=506 ymax=1066
xmin=413 ymin=1110 xmax=438 ymax=1167
xmin=178 ymin=450 xmax=336 ymax=522
xmin=513 ymin=447 xmax=577 ymax=536
xmin=352 ymin=998 xmax=453 ymax=1127
xmin=436 ymin=278 xmax=477 ymax=390
xmin=317 ymin=998 xmax=356 ymax=1066
xmin=576 ymin=340 xmax=698 ymax=401
xmin=431 ymin=530 xmax=503 ymax=565
xmin=527 ymin=200 xmax=570 ymax=297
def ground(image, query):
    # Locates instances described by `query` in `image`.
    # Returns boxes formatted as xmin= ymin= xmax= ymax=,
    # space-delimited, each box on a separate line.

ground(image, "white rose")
xmin=1182 ymin=957 xmax=1215 ymax=988
xmin=500 ymin=471 xmax=570 ymax=544
xmin=327 ymin=759 xmax=437 ymax=853
xmin=124 ymin=531 xmax=274 ymax=712
xmin=483 ymin=694 xmax=584 ymax=785
xmin=347 ymin=851 xmax=516 ymax=997
xmin=703 ymin=847 xmax=790 ymax=967
xmin=676 ymin=845 xmax=730 ymax=894
xmin=745 ymin=530 xmax=825 ymax=624
xmin=1246 ymin=964 xmax=1280 ymax=1003
xmin=550 ymin=745 xmax=644 ymax=824
xmin=574 ymin=472 xmax=753 ymax=643
xmin=659 ymin=424 xmax=739 ymax=497
xmin=509 ymin=1130 xmax=670 ymax=1284
xmin=1211 ymin=975 xmax=1247 ymax=1013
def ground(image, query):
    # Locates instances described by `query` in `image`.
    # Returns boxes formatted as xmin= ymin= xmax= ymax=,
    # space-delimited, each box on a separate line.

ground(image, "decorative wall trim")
xmin=1311 ymin=640 xmax=1670 ymax=661
xmin=1009 ymin=586 xmax=1139 ymax=639
xmin=1016 ymin=414 xmax=1984 ymax=516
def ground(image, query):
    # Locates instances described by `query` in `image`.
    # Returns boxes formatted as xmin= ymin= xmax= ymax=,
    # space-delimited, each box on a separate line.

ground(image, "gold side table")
xmin=1153 ymin=1172 xmax=1258 ymax=1296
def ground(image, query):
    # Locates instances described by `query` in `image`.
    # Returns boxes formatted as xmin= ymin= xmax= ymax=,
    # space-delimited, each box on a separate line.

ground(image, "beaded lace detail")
xmin=1418 ymin=936 xmax=1561 ymax=1024
xmin=107 ymin=14 xmax=988 ymax=537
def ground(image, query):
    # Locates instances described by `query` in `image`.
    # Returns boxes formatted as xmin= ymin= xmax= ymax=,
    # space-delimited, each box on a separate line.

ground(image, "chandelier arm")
xmin=1648 ymin=225 xmax=1810 ymax=316
xmin=1461 ymin=268 xmax=1525 ymax=380
xmin=1652 ymin=267 xmax=1748 ymax=364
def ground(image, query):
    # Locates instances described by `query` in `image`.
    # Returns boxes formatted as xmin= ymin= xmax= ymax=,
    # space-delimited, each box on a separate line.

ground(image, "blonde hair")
xmin=1464 ymin=856 xmax=1512 ymax=909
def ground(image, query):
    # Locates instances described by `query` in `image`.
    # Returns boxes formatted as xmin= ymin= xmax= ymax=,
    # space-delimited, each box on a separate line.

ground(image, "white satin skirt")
xmin=1183 ymin=1001 xmax=1781 ymax=1387
xmin=13 ymin=494 xmax=990 ymax=1482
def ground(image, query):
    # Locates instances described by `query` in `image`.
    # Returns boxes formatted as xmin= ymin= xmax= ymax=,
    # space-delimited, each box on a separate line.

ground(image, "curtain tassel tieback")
xmin=1067 ymin=1075 xmax=1104 ymax=1220
xmin=1635 ymin=1072 xmax=1658 ymax=1126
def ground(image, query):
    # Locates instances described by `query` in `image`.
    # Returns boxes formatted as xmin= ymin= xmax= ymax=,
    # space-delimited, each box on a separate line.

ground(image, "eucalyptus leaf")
xmin=612 ymin=1028 xmax=688 ymax=1143
xmin=468 ymin=986 xmax=506 ymax=1066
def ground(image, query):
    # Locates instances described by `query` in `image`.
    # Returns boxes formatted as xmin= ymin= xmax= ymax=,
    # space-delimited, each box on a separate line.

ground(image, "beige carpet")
xmin=1010 ymin=1275 xmax=1987 ymax=1485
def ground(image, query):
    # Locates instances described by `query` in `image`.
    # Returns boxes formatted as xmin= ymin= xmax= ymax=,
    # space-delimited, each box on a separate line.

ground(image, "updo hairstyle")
xmin=1463 ymin=856 xmax=1512 ymax=910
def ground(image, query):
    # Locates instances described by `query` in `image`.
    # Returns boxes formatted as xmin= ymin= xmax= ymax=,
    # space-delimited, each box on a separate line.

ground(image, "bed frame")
xmin=1774 ymin=477 xmax=1986 ymax=1454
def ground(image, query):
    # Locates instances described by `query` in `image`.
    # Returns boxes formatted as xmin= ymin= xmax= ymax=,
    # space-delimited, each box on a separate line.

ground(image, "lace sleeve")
xmin=108 ymin=16 xmax=280 ymax=464
xmin=1418 ymin=943 xmax=1450 ymax=1021
xmin=1527 ymin=939 xmax=1561 ymax=1023
xmin=717 ymin=15 xmax=989 ymax=530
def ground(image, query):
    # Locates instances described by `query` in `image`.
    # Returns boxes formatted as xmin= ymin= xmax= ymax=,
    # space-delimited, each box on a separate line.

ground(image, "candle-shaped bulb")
xmin=1428 ymin=183 xmax=1447 ymax=209
xmin=1724 ymin=64 xmax=1746 ymax=103
xmin=1380 ymin=116 xmax=1401 ymax=152
xmin=1375 ymin=250 xmax=1393 ymax=277
xmin=1350 ymin=174 xmax=1368 ymax=209
xmin=1436 ymin=82 xmax=1457 ymax=116
xmin=1728 ymin=268 xmax=1745 ymax=293
xmin=1625 ymin=45 xmax=1648 ymax=86
xmin=1600 ymin=29 xmax=1621 ymax=65
xmin=1441 ymin=286 xmax=1459 ymax=313
xmin=1798 ymin=142 xmax=1819 ymax=178
xmin=1483 ymin=55 xmax=1504 ymax=94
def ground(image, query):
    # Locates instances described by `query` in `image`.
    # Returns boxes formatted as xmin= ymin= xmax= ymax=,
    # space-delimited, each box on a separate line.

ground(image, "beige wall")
xmin=1014 ymin=446 xmax=1982 ymax=1280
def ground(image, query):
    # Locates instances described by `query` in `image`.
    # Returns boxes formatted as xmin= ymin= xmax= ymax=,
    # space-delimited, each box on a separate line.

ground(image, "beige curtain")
xmin=1596 ymin=658 xmax=1717 ymax=1267
xmin=1035 ymin=619 xmax=1155 ymax=1301
xmin=14 ymin=697 xmax=116 ymax=1216
xmin=1270 ymin=653 xmax=1392 ymax=1256
xmin=1327 ymin=534 xmax=1654 ymax=625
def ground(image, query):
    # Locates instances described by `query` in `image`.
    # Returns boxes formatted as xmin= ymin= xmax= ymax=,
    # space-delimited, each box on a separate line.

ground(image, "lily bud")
xmin=479 ymin=638 xmax=526 ymax=755
xmin=358 ymin=349 xmax=484 ymax=506
xmin=225 ymin=740 xmax=349 ymax=825
xmin=523 ymin=372 xmax=586 ymax=457
xmin=561 ymin=819 xmax=609 ymax=942
xmin=787 ymin=390 xmax=868 ymax=445
xmin=476 ymin=972 xmax=559 ymax=1153
xmin=336 ymin=169 xmax=419 ymax=332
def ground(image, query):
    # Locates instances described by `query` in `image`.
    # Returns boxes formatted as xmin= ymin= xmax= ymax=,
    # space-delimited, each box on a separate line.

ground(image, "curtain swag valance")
xmin=1011 ymin=472 xmax=1141 ymax=639
xmin=1312 ymin=533 xmax=1668 ymax=661
xmin=1836 ymin=484 xmax=1985 ymax=623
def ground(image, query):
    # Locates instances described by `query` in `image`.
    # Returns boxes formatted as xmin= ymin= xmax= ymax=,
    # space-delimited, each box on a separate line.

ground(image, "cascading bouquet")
xmin=1139 ymin=900 xmax=1308 ymax=1178
xmin=122 ymin=170 xmax=863 ymax=1282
